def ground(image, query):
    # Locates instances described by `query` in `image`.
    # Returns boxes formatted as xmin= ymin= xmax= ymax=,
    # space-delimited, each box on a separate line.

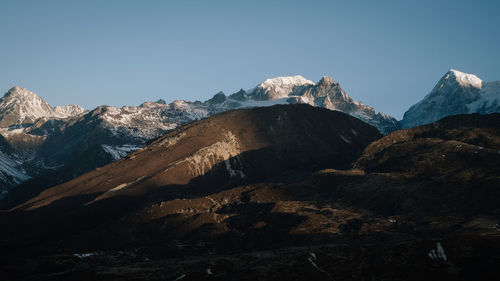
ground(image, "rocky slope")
xmin=1 ymin=110 xmax=499 ymax=281
xmin=0 ymin=75 xmax=398 ymax=192
xmin=401 ymin=69 xmax=500 ymax=128
xmin=0 ymin=136 xmax=29 ymax=196
xmin=10 ymin=104 xmax=380 ymax=211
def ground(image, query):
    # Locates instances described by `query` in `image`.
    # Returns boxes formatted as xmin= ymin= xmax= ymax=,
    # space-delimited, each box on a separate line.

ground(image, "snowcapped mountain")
xmin=0 ymin=86 xmax=85 ymax=127
xmin=401 ymin=69 xmax=500 ymax=128
xmin=247 ymin=75 xmax=315 ymax=100
xmin=0 ymin=75 xmax=399 ymax=192
xmin=231 ymin=75 xmax=400 ymax=134
xmin=0 ymin=87 xmax=88 ymax=190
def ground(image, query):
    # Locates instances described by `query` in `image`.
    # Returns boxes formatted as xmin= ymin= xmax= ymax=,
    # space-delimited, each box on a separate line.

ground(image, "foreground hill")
xmin=1 ymin=104 xmax=380 ymax=240
xmin=1 ymin=106 xmax=499 ymax=280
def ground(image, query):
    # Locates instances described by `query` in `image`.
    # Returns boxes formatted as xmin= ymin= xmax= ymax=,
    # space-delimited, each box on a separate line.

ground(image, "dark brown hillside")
xmin=1 ymin=111 xmax=500 ymax=281
xmin=1 ymin=104 xmax=380 ymax=247
xmin=355 ymin=113 xmax=500 ymax=183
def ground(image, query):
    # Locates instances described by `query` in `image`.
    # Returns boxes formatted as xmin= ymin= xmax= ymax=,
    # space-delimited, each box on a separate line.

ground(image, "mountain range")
xmin=1 ymin=104 xmax=499 ymax=280
xmin=0 ymin=69 xmax=499 ymax=197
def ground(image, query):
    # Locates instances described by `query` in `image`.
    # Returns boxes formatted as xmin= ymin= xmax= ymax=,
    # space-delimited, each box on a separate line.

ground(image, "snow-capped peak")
xmin=401 ymin=69 xmax=499 ymax=128
xmin=0 ymin=86 xmax=85 ymax=127
xmin=5 ymin=86 xmax=39 ymax=98
xmin=0 ymin=86 xmax=56 ymax=126
xmin=259 ymin=75 xmax=314 ymax=89
xmin=448 ymin=69 xmax=482 ymax=88
xmin=249 ymin=75 xmax=315 ymax=100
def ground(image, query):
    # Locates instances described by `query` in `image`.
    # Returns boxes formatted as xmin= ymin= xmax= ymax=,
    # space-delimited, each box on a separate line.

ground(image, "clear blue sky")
xmin=1 ymin=0 xmax=499 ymax=119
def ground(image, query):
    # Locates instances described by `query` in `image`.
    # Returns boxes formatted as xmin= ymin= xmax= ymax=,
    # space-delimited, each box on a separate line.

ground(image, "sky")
xmin=1 ymin=0 xmax=499 ymax=119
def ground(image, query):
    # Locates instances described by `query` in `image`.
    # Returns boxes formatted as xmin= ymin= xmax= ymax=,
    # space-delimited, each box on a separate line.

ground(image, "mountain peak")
xmin=446 ymin=69 xmax=482 ymax=88
xmin=319 ymin=75 xmax=335 ymax=85
xmin=260 ymin=75 xmax=314 ymax=87
xmin=4 ymin=86 xmax=39 ymax=99
xmin=249 ymin=75 xmax=314 ymax=101
xmin=401 ymin=69 xmax=491 ymax=128
xmin=0 ymin=87 xmax=86 ymax=127
xmin=208 ymin=91 xmax=227 ymax=104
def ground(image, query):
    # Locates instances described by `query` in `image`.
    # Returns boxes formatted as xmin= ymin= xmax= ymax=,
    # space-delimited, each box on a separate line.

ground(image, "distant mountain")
xmin=0 ymin=86 xmax=84 ymax=127
xmin=237 ymin=75 xmax=400 ymax=134
xmin=401 ymin=69 xmax=500 ymax=128
xmin=0 ymin=76 xmax=398 ymax=193
xmin=246 ymin=75 xmax=315 ymax=100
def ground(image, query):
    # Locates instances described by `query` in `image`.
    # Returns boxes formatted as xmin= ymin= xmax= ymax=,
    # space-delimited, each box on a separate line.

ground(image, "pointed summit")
xmin=318 ymin=75 xmax=335 ymax=85
xmin=446 ymin=69 xmax=482 ymax=88
xmin=4 ymin=86 xmax=39 ymax=99
xmin=0 ymin=86 xmax=84 ymax=127
xmin=401 ymin=69 xmax=489 ymax=128
xmin=207 ymin=91 xmax=226 ymax=104
xmin=229 ymin=89 xmax=248 ymax=101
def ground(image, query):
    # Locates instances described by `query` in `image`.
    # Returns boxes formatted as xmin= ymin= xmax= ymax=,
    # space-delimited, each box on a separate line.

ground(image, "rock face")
xmin=1 ymin=111 xmax=499 ymax=281
xmin=0 ymin=135 xmax=29 ymax=196
xmin=284 ymin=76 xmax=400 ymax=134
xmin=401 ymin=69 xmax=500 ymax=128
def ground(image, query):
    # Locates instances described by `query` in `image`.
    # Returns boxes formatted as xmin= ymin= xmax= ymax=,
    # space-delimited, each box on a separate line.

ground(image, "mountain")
xmin=401 ymin=69 xmax=500 ymax=128
xmin=239 ymin=75 xmax=400 ymax=134
xmin=0 ymin=75 xmax=398 ymax=193
xmin=0 ymin=87 xmax=88 ymax=191
xmin=1 ymin=110 xmax=499 ymax=281
xmin=0 ymin=86 xmax=84 ymax=127
xmin=11 ymin=104 xmax=380 ymax=211
xmin=246 ymin=75 xmax=315 ymax=100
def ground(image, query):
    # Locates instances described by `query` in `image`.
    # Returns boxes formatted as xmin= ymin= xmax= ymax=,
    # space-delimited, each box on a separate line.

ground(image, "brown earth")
xmin=1 ymin=108 xmax=499 ymax=281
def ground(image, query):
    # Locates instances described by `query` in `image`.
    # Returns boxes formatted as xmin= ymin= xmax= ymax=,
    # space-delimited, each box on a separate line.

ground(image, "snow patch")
xmin=74 ymin=253 xmax=97 ymax=258
xmin=428 ymin=242 xmax=447 ymax=262
xmin=468 ymin=81 xmax=500 ymax=113
xmin=339 ymin=135 xmax=351 ymax=144
xmin=108 ymin=176 xmax=146 ymax=192
xmin=0 ymin=151 xmax=30 ymax=185
xmin=450 ymin=69 xmax=482 ymax=88
xmin=250 ymin=75 xmax=314 ymax=100
xmin=174 ymin=274 xmax=186 ymax=281
xmin=307 ymin=252 xmax=327 ymax=273
xmin=102 ymin=144 xmax=141 ymax=161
